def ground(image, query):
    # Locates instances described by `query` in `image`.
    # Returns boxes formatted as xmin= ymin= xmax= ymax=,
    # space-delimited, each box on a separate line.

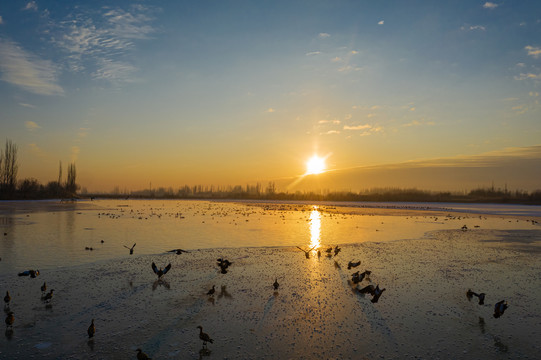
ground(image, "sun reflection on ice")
xmin=309 ymin=206 xmax=321 ymax=250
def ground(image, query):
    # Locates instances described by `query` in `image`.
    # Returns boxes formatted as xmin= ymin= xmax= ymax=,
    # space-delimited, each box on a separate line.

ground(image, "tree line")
xmin=92 ymin=183 xmax=541 ymax=205
xmin=0 ymin=139 xmax=78 ymax=200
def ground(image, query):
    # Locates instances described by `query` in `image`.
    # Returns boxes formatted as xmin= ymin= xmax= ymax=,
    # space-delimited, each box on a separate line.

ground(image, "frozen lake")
xmin=1 ymin=199 xmax=539 ymax=274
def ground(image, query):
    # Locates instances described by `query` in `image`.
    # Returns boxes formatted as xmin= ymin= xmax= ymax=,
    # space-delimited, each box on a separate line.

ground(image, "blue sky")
xmin=0 ymin=1 xmax=540 ymax=191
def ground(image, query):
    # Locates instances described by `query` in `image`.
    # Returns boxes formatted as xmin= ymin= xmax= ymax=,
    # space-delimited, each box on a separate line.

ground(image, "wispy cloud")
xmin=462 ymin=25 xmax=486 ymax=31
xmin=266 ymin=108 xmax=275 ymax=113
xmin=343 ymin=124 xmax=372 ymax=131
xmin=0 ymin=16 xmax=3 ymax=24
xmin=52 ymin=5 xmax=156 ymax=84
xmin=514 ymin=73 xmax=541 ymax=80
xmin=28 ymin=143 xmax=46 ymax=158
xmin=0 ymin=38 xmax=64 ymax=95
xmin=19 ymin=102 xmax=36 ymax=108
xmin=305 ymin=51 xmax=321 ymax=56
xmin=24 ymin=1 xmax=38 ymax=11
xmin=25 ymin=120 xmax=41 ymax=131
xmin=525 ymin=45 xmax=541 ymax=58
xmin=92 ymin=58 xmax=137 ymax=83
xmin=483 ymin=2 xmax=498 ymax=9
xmin=378 ymin=20 xmax=384 ymax=25
xmin=318 ymin=33 xmax=330 ymax=38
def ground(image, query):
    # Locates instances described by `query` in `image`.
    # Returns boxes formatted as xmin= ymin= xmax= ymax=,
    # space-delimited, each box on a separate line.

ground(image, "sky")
xmin=0 ymin=0 xmax=540 ymax=192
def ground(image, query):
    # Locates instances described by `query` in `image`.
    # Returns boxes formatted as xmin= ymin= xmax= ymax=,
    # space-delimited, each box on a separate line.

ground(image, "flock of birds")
xmin=3 ymin=202 xmax=526 ymax=359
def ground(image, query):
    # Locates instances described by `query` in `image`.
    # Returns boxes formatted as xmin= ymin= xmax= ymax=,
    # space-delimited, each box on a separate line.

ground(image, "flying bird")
xmin=358 ymin=285 xmax=375 ymax=295
xmin=334 ymin=245 xmax=341 ymax=256
xmin=493 ymin=300 xmax=508 ymax=318
xmin=466 ymin=289 xmax=486 ymax=305
xmin=88 ymin=319 xmax=95 ymax=338
xmin=296 ymin=246 xmax=316 ymax=259
xmin=197 ymin=325 xmax=214 ymax=346
xmin=371 ymin=285 xmax=386 ymax=303
xmin=168 ymin=248 xmax=189 ymax=255
xmin=152 ymin=262 xmax=171 ymax=278
xmin=124 ymin=243 xmax=136 ymax=255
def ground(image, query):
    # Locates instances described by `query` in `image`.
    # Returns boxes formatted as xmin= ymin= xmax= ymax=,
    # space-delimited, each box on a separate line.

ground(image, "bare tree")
xmin=1 ymin=139 xmax=18 ymax=193
xmin=65 ymin=162 xmax=77 ymax=194
xmin=58 ymin=161 xmax=62 ymax=185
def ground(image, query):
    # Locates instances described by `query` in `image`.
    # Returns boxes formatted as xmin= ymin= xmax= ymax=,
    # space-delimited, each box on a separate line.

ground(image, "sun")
xmin=306 ymin=155 xmax=326 ymax=175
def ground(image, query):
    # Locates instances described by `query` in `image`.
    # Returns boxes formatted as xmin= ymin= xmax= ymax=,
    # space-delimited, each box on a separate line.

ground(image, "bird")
xmin=207 ymin=285 xmax=215 ymax=296
xmin=88 ymin=319 xmax=95 ymax=338
xmin=152 ymin=262 xmax=171 ymax=278
xmin=325 ymin=246 xmax=333 ymax=253
xmin=371 ymin=285 xmax=386 ymax=303
xmin=358 ymin=285 xmax=375 ymax=295
xmin=296 ymin=246 xmax=316 ymax=259
xmin=347 ymin=261 xmax=361 ymax=270
xmin=168 ymin=248 xmax=189 ymax=255
xmin=43 ymin=289 xmax=54 ymax=303
xmin=5 ymin=311 xmax=14 ymax=329
xmin=4 ymin=291 xmax=10 ymax=308
xmin=466 ymin=289 xmax=485 ymax=305
xmin=334 ymin=245 xmax=341 ymax=256
xmin=217 ymin=258 xmax=232 ymax=274
xmin=41 ymin=282 xmax=47 ymax=294
xmin=136 ymin=348 xmax=152 ymax=360
xmin=197 ymin=325 xmax=213 ymax=346
xmin=493 ymin=300 xmax=508 ymax=318
xmin=18 ymin=269 xmax=40 ymax=278
xmin=273 ymin=278 xmax=279 ymax=290
xmin=124 ymin=243 xmax=136 ymax=255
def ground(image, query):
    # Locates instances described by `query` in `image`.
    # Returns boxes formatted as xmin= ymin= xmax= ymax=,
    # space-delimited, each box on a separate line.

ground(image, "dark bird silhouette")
xmin=18 ymin=269 xmax=40 ymax=278
xmin=358 ymin=285 xmax=375 ymax=295
xmin=351 ymin=270 xmax=371 ymax=284
xmin=466 ymin=289 xmax=485 ymax=305
xmin=136 ymin=348 xmax=152 ymax=360
xmin=124 ymin=243 xmax=136 ymax=255
xmin=461 ymin=225 xmax=468 ymax=231
xmin=273 ymin=278 xmax=279 ymax=290
xmin=88 ymin=319 xmax=95 ymax=338
xmin=296 ymin=246 xmax=316 ymax=259
xmin=334 ymin=245 xmax=341 ymax=256
xmin=5 ymin=311 xmax=14 ymax=329
xmin=325 ymin=246 xmax=333 ymax=253
xmin=197 ymin=325 xmax=214 ymax=346
xmin=152 ymin=262 xmax=171 ymax=278
xmin=347 ymin=261 xmax=361 ymax=270
xmin=41 ymin=282 xmax=47 ymax=294
xmin=207 ymin=285 xmax=215 ymax=296
xmin=42 ymin=289 xmax=54 ymax=303
xmin=371 ymin=285 xmax=386 ymax=303
xmin=3 ymin=291 xmax=10 ymax=307
xmin=334 ymin=260 xmax=341 ymax=269
xmin=168 ymin=248 xmax=189 ymax=255
xmin=217 ymin=258 xmax=232 ymax=274
xmin=493 ymin=300 xmax=508 ymax=318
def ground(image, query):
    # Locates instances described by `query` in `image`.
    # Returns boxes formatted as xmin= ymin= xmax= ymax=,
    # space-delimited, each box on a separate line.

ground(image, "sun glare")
xmin=306 ymin=155 xmax=326 ymax=175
